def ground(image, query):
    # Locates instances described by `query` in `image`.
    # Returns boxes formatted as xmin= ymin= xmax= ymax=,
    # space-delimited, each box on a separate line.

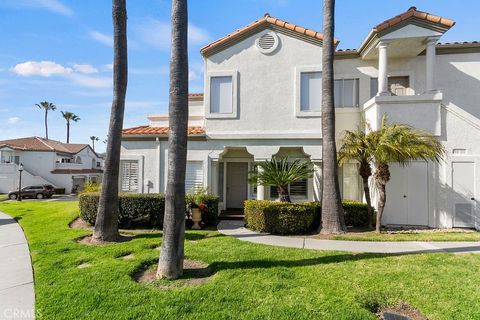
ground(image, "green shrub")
xmin=244 ymin=200 xmax=320 ymax=234
xmin=342 ymin=200 xmax=370 ymax=228
xmin=82 ymin=182 xmax=101 ymax=193
xmin=244 ymin=200 xmax=369 ymax=234
xmin=79 ymin=193 xmax=165 ymax=229
xmin=79 ymin=192 xmax=219 ymax=229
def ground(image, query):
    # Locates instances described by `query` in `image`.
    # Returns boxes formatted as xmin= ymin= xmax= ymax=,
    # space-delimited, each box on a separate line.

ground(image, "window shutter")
xmin=186 ymin=161 xmax=204 ymax=193
xmin=290 ymin=179 xmax=308 ymax=197
xmin=121 ymin=160 xmax=139 ymax=192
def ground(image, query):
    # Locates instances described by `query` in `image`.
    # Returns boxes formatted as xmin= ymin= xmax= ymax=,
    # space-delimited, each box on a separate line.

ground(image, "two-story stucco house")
xmin=121 ymin=7 xmax=480 ymax=230
xmin=0 ymin=137 xmax=103 ymax=194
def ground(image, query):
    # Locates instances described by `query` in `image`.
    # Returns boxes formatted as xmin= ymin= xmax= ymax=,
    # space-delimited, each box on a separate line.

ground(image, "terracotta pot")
xmin=191 ymin=208 xmax=202 ymax=230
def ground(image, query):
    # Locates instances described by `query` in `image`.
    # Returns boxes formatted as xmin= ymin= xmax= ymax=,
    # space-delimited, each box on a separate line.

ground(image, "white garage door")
xmin=383 ymin=162 xmax=429 ymax=226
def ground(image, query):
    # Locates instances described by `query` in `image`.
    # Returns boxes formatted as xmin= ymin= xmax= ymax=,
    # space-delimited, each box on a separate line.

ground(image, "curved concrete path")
xmin=218 ymin=220 xmax=480 ymax=254
xmin=0 ymin=212 xmax=35 ymax=320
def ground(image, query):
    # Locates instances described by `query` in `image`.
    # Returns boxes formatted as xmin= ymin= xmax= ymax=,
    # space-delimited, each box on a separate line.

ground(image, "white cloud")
xmin=7 ymin=117 xmax=20 ymax=124
xmin=11 ymin=0 xmax=73 ymax=16
xmin=135 ymin=19 xmax=211 ymax=50
xmin=10 ymin=60 xmax=111 ymax=89
xmin=102 ymin=63 xmax=114 ymax=71
xmin=11 ymin=60 xmax=72 ymax=77
xmin=89 ymin=31 xmax=113 ymax=47
xmin=73 ymin=64 xmax=98 ymax=74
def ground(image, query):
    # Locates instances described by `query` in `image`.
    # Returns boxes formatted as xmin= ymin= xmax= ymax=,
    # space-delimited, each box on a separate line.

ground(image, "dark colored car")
xmin=8 ymin=185 xmax=55 ymax=200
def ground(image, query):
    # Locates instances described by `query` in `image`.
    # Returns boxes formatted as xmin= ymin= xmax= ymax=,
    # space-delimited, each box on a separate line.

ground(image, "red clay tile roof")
xmin=201 ymin=14 xmax=337 ymax=56
xmin=374 ymin=6 xmax=455 ymax=33
xmin=51 ymin=169 xmax=103 ymax=174
xmin=122 ymin=126 xmax=206 ymax=136
xmin=188 ymin=93 xmax=204 ymax=98
xmin=0 ymin=137 xmax=91 ymax=154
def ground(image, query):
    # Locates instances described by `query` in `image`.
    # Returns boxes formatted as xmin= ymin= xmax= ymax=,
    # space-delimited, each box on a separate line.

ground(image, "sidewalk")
xmin=218 ymin=220 xmax=480 ymax=254
xmin=0 ymin=212 xmax=35 ymax=320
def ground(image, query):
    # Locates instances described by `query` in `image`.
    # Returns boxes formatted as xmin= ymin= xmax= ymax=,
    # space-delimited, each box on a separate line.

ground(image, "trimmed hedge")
xmin=244 ymin=200 xmax=321 ymax=235
xmin=79 ymin=192 xmax=220 ymax=229
xmin=79 ymin=193 xmax=165 ymax=228
xmin=245 ymin=200 xmax=370 ymax=234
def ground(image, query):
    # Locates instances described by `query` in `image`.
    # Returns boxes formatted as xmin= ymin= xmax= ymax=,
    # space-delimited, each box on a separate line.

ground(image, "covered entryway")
xmin=383 ymin=162 xmax=429 ymax=226
xmin=452 ymin=162 xmax=476 ymax=228
xmin=226 ymin=162 xmax=248 ymax=209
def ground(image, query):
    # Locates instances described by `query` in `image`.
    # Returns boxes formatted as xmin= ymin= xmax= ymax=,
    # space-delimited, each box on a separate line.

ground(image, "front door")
xmin=226 ymin=162 xmax=248 ymax=209
xmin=452 ymin=162 xmax=476 ymax=228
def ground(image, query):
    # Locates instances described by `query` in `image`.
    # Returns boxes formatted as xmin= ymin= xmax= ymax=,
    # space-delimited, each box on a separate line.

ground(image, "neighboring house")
xmin=121 ymin=7 xmax=480 ymax=230
xmin=0 ymin=137 xmax=103 ymax=194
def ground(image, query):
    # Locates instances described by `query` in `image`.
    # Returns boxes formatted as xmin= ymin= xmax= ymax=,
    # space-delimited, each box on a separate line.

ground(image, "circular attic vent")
xmin=256 ymin=32 xmax=279 ymax=54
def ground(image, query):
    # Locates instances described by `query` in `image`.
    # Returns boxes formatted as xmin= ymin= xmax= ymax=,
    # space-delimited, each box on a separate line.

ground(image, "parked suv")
xmin=8 ymin=185 xmax=55 ymax=200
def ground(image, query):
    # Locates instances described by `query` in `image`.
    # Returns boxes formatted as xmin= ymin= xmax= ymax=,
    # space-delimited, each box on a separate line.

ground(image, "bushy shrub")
xmin=244 ymin=200 xmax=369 ymax=234
xmin=244 ymin=200 xmax=321 ymax=234
xmin=79 ymin=193 xmax=165 ymax=228
xmin=82 ymin=182 xmax=101 ymax=193
xmin=79 ymin=192 xmax=219 ymax=229
xmin=342 ymin=200 xmax=370 ymax=228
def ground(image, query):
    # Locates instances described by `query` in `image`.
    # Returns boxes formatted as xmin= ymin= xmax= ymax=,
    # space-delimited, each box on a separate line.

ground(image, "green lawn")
xmin=1 ymin=201 xmax=480 ymax=319
xmin=323 ymin=230 xmax=480 ymax=242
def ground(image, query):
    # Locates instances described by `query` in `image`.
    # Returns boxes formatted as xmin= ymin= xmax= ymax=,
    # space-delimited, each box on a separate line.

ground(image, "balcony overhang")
xmin=363 ymin=92 xmax=443 ymax=136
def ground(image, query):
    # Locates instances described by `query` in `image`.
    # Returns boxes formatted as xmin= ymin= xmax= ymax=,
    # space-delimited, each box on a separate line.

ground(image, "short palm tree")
xmin=61 ymin=111 xmax=80 ymax=143
xmin=338 ymin=127 xmax=375 ymax=229
xmin=35 ymin=101 xmax=56 ymax=139
xmin=90 ymin=136 xmax=99 ymax=151
xmin=248 ymin=157 xmax=314 ymax=202
xmin=371 ymin=116 xmax=445 ymax=232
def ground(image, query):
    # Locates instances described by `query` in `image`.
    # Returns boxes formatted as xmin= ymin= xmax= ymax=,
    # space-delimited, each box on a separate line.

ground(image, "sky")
xmin=0 ymin=0 xmax=478 ymax=152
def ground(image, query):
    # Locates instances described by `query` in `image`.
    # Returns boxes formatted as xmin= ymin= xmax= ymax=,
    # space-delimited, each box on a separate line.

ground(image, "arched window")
xmin=75 ymin=156 xmax=82 ymax=164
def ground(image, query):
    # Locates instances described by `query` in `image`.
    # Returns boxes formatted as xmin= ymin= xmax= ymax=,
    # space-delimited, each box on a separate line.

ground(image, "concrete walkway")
xmin=218 ymin=220 xmax=480 ymax=254
xmin=0 ymin=212 xmax=35 ymax=320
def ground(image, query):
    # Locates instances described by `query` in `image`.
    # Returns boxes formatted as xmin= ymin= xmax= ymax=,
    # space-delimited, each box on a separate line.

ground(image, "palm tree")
xmin=338 ymin=127 xmax=375 ymax=229
xmin=249 ymin=157 xmax=313 ymax=202
xmin=90 ymin=136 xmax=99 ymax=151
xmin=61 ymin=111 xmax=80 ymax=143
xmin=157 ymin=0 xmax=189 ymax=280
xmin=371 ymin=115 xmax=444 ymax=233
xmin=35 ymin=101 xmax=56 ymax=139
xmin=92 ymin=0 xmax=128 ymax=243
xmin=320 ymin=0 xmax=346 ymax=234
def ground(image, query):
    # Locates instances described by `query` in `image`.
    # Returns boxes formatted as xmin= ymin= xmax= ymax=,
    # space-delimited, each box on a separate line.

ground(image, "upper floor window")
xmin=300 ymin=72 xmax=322 ymax=112
xmin=370 ymin=76 xmax=410 ymax=98
xmin=334 ymin=79 xmax=359 ymax=108
xmin=210 ymin=76 xmax=233 ymax=114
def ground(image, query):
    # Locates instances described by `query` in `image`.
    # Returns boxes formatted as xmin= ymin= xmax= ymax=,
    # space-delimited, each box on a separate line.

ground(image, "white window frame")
xmin=186 ymin=160 xmax=204 ymax=194
xmin=205 ymin=71 xmax=238 ymax=119
xmin=334 ymin=78 xmax=360 ymax=108
xmin=295 ymin=66 xmax=322 ymax=118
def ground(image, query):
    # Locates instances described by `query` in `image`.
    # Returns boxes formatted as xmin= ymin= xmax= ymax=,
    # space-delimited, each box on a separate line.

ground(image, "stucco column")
xmin=425 ymin=37 xmax=439 ymax=93
xmin=377 ymin=40 xmax=391 ymax=96
xmin=256 ymin=166 xmax=265 ymax=200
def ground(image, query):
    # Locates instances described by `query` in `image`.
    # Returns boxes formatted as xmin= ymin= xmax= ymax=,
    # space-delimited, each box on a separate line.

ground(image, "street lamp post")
xmin=18 ymin=163 xmax=24 ymax=202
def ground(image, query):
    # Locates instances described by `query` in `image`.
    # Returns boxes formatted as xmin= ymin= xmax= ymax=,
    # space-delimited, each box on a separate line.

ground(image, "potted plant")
xmin=188 ymin=188 xmax=209 ymax=230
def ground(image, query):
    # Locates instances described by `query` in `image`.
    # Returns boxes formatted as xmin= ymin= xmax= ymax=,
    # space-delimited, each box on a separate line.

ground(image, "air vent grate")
xmin=256 ymin=31 xmax=279 ymax=54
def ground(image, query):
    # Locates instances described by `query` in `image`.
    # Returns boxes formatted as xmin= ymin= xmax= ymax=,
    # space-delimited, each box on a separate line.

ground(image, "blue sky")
xmin=0 ymin=0 xmax=478 ymax=152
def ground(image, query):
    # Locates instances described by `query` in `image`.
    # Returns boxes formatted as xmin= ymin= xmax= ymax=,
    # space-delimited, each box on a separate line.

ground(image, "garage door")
xmin=383 ymin=162 xmax=429 ymax=226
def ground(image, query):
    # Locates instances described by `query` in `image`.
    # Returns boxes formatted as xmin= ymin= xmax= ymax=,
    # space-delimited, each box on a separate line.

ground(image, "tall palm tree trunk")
xmin=66 ymin=121 xmax=70 ymax=143
xmin=359 ymin=161 xmax=373 ymax=229
xmin=92 ymin=140 xmax=95 ymax=151
xmin=44 ymin=110 xmax=49 ymax=139
xmin=374 ymin=162 xmax=390 ymax=233
xmin=320 ymin=0 xmax=346 ymax=234
xmin=157 ymin=0 xmax=188 ymax=280
xmin=93 ymin=0 xmax=128 ymax=242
